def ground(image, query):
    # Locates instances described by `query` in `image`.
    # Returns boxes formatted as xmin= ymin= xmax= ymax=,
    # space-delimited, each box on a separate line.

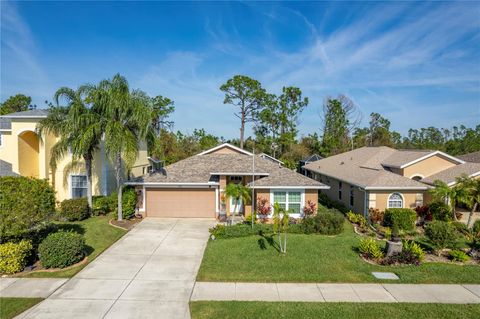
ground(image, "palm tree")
xmin=429 ymin=179 xmax=469 ymax=221
xmin=224 ymin=183 xmax=251 ymax=221
xmin=457 ymin=175 xmax=480 ymax=228
xmin=86 ymin=74 xmax=155 ymax=220
xmin=38 ymin=86 xmax=102 ymax=210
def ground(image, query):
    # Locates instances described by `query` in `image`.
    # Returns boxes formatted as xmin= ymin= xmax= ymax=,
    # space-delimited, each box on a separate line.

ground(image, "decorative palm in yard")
xmin=272 ymin=202 xmax=289 ymax=254
xmin=456 ymin=175 xmax=480 ymax=228
xmin=39 ymin=86 xmax=102 ymax=210
xmin=224 ymin=183 xmax=251 ymax=221
xmin=85 ymin=74 xmax=156 ymax=221
xmin=429 ymin=179 xmax=470 ymax=221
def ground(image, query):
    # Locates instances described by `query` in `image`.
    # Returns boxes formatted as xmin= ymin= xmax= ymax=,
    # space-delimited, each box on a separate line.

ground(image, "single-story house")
xmin=303 ymin=146 xmax=480 ymax=215
xmin=126 ymin=143 xmax=329 ymax=218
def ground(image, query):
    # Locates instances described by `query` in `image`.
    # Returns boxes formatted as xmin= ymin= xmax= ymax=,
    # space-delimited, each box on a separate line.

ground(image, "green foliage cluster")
xmin=449 ymin=250 xmax=470 ymax=262
xmin=346 ymin=211 xmax=367 ymax=228
xmin=402 ymin=240 xmax=425 ymax=262
xmin=358 ymin=238 xmax=384 ymax=259
xmin=318 ymin=193 xmax=349 ymax=214
xmin=92 ymin=195 xmax=116 ymax=215
xmin=425 ymin=221 xmax=458 ymax=250
xmin=39 ymin=231 xmax=85 ymax=268
xmin=428 ymin=201 xmax=452 ymax=221
xmin=209 ymin=223 xmax=274 ymax=239
xmin=383 ymin=208 xmax=416 ymax=231
xmin=0 ymin=240 xmax=33 ymax=274
xmin=0 ymin=94 xmax=33 ymax=115
xmin=112 ymin=187 xmax=137 ymax=220
xmin=0 ymin=176 xmax=55 ymax=242
xmin=311 ymin=210 xmax=345 ymax=235
xmin=60 ymin=198 xmax=90 ymax=221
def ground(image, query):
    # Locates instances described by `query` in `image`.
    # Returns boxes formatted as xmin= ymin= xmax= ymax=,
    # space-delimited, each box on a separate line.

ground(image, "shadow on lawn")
xmin=257 ymin=233 xmax=281 ymax=253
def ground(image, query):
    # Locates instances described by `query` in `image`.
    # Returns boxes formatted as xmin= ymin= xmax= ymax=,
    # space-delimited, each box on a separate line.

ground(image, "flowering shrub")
xmin=256 ymin=197 xmax=271 ymax=221
xmin=415 ymin=205 xmax=432 ymax=221
xmin=368 ymin=208 xmax=384 ymax=224
xmin=302 ymin=200 xmax=317 ymax=216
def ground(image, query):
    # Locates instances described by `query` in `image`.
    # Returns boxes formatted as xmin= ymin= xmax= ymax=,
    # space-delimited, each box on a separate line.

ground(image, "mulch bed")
xmin=110 ymin=217 xmax=142 ymax=230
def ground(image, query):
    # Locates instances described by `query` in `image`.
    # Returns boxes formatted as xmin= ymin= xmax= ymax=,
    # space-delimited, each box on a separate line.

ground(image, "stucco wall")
xmin=403 ymin=155 xmax=457 ymax=178
xmin=316 ymin=175 xmax=365 ymax=214
xmin=370 ymin=191 xmax=425 ymax=211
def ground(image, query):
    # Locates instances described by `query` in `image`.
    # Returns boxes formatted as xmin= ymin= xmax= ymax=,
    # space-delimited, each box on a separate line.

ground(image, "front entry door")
xmin=230 ymin=197 xmax=243 ymax=214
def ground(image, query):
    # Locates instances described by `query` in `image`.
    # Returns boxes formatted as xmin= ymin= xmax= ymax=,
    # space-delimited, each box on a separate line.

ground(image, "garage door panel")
xmin=146 ymin=188 xmax=215 ymax=218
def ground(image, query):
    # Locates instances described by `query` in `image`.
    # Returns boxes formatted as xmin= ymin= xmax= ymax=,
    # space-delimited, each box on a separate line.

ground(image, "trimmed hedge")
xmin=209 ymin=223 xmax=274 ymax=239
xmin=313 ymin=210 xmax=344 ymax=235
xmin=0 ymin=240 xmax=33 ymax=274
xmin=0 ymin=176 xmax=55 ymax=242
xmin=383 ymin=208 xmax=416 ymax=231
xmin=112 ymin=187 xmax=137 ymax=220
xmin=39 ymin=231 xmax=85 ymax=268
xmin=92 ymin=195 xmax=116 ymax=215
xmin=60 ymin=198 xmax=90 ymax=221
xmin=425 ymin=221 xmax=457 ymax=250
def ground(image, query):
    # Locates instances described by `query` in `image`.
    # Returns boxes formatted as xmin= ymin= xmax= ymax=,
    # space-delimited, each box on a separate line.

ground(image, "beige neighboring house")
xmin=0 ymin=110 xmax=150 ymax=202
xmin=126 ymin=143 xmax=328 ymax=218
xmin=304 ymin=147 xmax=480 ymax=215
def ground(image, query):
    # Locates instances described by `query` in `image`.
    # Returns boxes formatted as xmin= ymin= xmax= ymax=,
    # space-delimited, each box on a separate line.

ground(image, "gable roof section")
xmin=303 ymin=147 xmax=429 ymax=189
xmin=128 ymin=144 xmax=327 ymax=189
xmin=421 ymin=162 xmax=480 ymax=186
xmin=0 ymin=109 xmax=49 ymax=118
xmin=382 ymin=150 xmax=464 ymax=168
xmin=458 ymin=151 xmax=480 ymax=163
xmin=259 ymin=153 xmax=283 ymax=165
xmin=196 ymin=143 xmax=253 ymax=156
xmin=301 ymin=154 xmax=323 ymax=163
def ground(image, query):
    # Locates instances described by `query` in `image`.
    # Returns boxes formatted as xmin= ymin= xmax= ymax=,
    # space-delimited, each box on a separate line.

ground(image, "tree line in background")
xmin=2 ymin=74 xmax=480 ymax=174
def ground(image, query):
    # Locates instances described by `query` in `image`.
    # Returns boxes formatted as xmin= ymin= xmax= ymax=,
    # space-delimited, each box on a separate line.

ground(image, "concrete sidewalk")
xmin=191 ymin=282 xmax=480 ymax=304
xmin=0 ymin=278 xmax=68 ymax=298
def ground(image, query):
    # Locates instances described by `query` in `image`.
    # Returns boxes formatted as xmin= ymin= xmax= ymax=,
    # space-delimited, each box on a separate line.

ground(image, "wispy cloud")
xmin=1 ymin=2 xmax=52 ymax=102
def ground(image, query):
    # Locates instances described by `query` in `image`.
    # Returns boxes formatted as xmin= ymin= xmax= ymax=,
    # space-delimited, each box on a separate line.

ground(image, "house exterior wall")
xmin=0 ymin=118 xmax=149 ymax=202
xmin=371 ymin=191 xmax=425 ymax=211
xmin=314 ymin=173 xmax=365 ymax=214
xmin=402 ymin=155 xmax=457 ymax=178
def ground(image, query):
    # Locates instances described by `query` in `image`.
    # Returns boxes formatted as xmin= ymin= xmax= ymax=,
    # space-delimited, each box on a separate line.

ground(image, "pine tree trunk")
xmin=240 ymin=112 xmax=245 ymax=149
xmin=85 ymin=156 xmax=93 ymax=211
xmin=468 ymin=202 xmax=478 ymax=228
xmin=115 ymin=152 xmax=123 ymax=221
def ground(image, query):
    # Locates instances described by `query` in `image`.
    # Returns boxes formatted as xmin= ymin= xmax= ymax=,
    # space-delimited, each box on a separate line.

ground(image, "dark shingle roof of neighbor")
xmin=301 ymin=154 xmax=323 ymax=163
xmin=0 ymin=109 xmax=49 ymax=118
xmin=0 ymin=160 xmax=18 ymax=177
xmin=457 ymin=151 xmax=480 ymax=163
xmin=131 ymin=149 xmax=327 ymax=188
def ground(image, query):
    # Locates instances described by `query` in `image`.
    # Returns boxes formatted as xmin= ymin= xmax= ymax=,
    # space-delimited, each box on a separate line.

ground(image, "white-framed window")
xmin=71 ymin=175 xmax=87 ymax=198
xmin=273 ymin=191 xmax=303 ymax=214
xmin=388 ymin=193 xmax=403 ymax=208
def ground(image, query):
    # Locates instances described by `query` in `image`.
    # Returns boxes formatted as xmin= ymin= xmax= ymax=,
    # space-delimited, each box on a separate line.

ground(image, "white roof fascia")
xmin=196 ymin=143 xmax=253 ymax=156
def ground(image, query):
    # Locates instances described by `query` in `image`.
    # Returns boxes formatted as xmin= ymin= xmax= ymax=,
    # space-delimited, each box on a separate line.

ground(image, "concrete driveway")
xmin=19 ymin=218 xmax=214 ymax=319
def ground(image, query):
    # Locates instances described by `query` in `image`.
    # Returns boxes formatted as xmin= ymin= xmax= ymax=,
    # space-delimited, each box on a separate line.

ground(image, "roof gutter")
xmin=251 ymin=185 xmax=330 ymax=190
xmin=364 ymin=186 xmax=430 ymax=190
xmin=124 ymin=182 xmax=219 ymax=188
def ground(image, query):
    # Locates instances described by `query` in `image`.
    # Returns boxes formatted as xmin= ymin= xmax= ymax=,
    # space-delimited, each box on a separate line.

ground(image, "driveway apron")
xmin=18 ymin=218 xmax=214 ymax=319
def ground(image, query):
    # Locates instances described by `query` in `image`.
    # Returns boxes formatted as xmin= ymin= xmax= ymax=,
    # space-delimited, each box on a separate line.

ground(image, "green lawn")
xmin=189 ymin=302 xmax=480 ymax=319
xmin=197 ymin=222 xmax=480 ymax=283
xmin=0 ymin=298 xmax=43 ymax=319
xmin=24 ymin=216 xmax=126 ymax=278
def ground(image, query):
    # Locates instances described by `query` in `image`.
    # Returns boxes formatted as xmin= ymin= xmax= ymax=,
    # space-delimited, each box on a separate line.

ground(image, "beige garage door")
xmin=146 ymin=188 xmax=216 ymax=218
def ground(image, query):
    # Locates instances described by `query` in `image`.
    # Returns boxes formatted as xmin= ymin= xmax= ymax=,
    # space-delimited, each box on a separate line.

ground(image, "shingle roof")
xmin=131 ymin=146 xmax=327 ymax=188
xmin=304 ymin=147 xmax=430 ymax=189
xmin=381 ymin=149 xmax=433 ymax=168
xmin=421 ymin=162 xmax=480 ymax=185
xmin=0 ymin=118 xmax=11 ymax=130
xmin=457 ymin=151 xmax=480 ymax=163
xmin=0 ymin=160 xmax=18 ymax=177
xmin=301 ymin=154 xmax=323 ymax=163
xmin=0 ymin=109 xmax=49 ymax=118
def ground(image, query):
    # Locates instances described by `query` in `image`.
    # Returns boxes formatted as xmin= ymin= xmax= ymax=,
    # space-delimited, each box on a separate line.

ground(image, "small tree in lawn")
xmin=256 ymin=197 xmax=272 ymax=223
xmin=224 ymin=183 xmax=251 ymax=220
xmin=302 ymin=200 xmax=317 ymax=218
xmin=429 ymin=180 xmax=468 ymax=221
xmin=273 ymin=202 xmax=289 ymax=254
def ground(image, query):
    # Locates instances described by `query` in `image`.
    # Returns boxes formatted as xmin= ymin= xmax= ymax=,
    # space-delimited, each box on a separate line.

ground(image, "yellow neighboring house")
xmin=0 ymin=109 xmax=150 ymax=202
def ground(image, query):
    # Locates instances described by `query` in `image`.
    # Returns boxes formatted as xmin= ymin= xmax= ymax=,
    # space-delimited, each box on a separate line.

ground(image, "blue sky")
xmin=1 ymin=1 xmax=479 ymax=139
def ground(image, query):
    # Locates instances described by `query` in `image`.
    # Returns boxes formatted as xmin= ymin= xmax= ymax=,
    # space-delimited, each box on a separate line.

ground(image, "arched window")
xmin=388 ymin=193 xmax=403 ymax=208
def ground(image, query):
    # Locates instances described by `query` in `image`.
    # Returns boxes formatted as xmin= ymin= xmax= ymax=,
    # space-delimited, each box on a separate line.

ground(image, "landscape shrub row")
xmin=39 ymin=231 xmax=86 ymax=268
xmin=0 ymin=240 xmax=33 ymax=274
xmin=383 ymin=208 xmax=417 ymax=231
